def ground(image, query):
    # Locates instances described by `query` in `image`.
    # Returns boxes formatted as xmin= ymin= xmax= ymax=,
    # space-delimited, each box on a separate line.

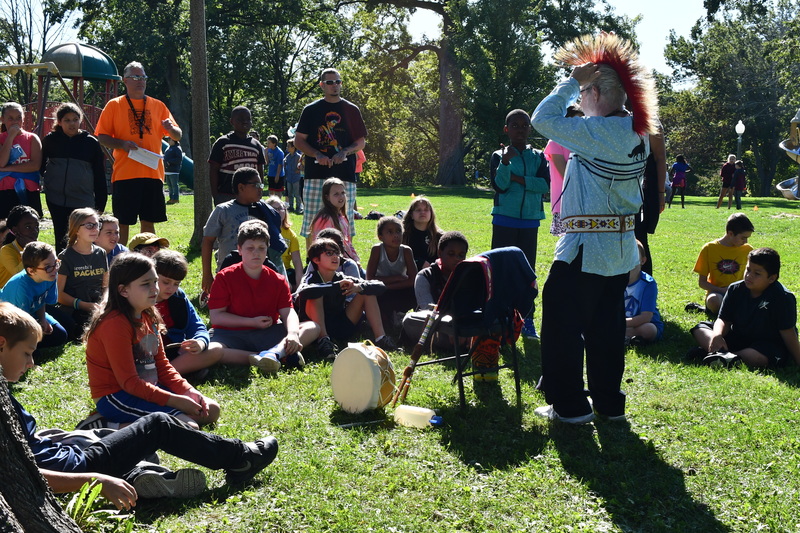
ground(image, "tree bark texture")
xmin=0 ymin=378 xmax=82 ymax=532
xmin=189 ymin=0 xmax=213 ymax=249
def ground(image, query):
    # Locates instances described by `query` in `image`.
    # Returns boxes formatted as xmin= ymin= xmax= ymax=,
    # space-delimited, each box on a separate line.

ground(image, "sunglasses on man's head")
xmin=125 ymin=75 xmax=148 ymax=81
xmin=323 ymin=79 xmax=342 ymax=86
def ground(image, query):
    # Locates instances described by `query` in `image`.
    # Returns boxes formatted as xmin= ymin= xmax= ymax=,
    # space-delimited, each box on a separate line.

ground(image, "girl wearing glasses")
xmin=40 ymin=103 xmax=107 ymax=253
xmin=57 ymin=208 xmax=109 ymax=336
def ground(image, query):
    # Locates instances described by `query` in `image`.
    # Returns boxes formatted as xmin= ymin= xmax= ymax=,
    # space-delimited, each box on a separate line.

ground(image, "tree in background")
xmin=663 ymin=0 xmax=800 ymax=196
xmin=0 ymin=0 xmax=74 ymax=105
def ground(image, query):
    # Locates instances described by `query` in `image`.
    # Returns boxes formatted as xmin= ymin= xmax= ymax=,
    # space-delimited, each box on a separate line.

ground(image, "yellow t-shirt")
xmin=693 ymin=240 xmax=753 ymax=293
xmin=95 ymin=95 xmax=177 ymax=182
xmin=0 ymin=241 xmax=24 ymax=288
xmin=280 ymin=226 xmax=300 ymax=271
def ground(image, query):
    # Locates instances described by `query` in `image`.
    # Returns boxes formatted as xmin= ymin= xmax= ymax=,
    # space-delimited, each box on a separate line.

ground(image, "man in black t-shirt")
xmin=293 ymin=68 xmax=367 ymax=243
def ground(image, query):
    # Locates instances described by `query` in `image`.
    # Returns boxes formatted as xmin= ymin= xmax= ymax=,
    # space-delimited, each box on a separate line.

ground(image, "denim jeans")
xmin=165 ymin=173 xmax=180 ymax=201
xmin=82 ymin=412 xmax=248 ymax=478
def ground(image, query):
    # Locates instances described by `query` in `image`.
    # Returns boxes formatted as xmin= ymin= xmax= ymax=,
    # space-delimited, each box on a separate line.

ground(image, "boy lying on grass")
xmin=0 ymin=302 xmax=277 ymax=508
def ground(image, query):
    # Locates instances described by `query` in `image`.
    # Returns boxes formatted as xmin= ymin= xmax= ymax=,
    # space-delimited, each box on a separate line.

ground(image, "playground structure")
xmin=0 ymin=42 xmax=193 ymax=187
xmin=777 ymin=107 xmax=800 ymax=200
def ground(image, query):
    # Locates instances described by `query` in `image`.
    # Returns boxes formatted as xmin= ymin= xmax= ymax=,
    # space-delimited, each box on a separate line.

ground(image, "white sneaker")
xmin=249 ymin=352 xmax=281 ymax=374
xmin=534 ymin=404 xmax=595 ymax=425
xmin=133 ymin=468 xmax=206 ymax=499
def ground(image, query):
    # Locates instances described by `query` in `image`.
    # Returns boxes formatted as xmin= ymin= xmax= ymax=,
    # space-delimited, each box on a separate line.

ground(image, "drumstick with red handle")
xmin=392 ymin=306 xmax=438 ymax=406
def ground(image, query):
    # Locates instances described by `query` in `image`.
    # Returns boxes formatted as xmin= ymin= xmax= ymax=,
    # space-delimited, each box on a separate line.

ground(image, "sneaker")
xmin=317 ymin=336 xmax=338 ymax=361
xmin=521 ymin=318 xmax=539 ymax=339
xmin=629 ymin=336 xmax=648 ymax=347
xmin=684 ymin=302 xmax=706 ymax=313
xmin=133 ymin=468 xmax=207 ymax=499
xmin=249 ymin=351 xmax=281 ymax=374
xmin=684 ymin=346 xmax=708 ymax=361
xmin=226 ymin=436 xmax=279 ymax=485
xmin=703 ymin=351 xmax=741 ymax=368
xmin=534 ymin=404 xmax=595 ymax=425
xmin=296 ymin=207 xmax=304 ymax=215
xmin=374 ymin=335 xmax=398 ymax=352
xmin=75 ymin=412 xmax=120 ymax=431
xmin=280 ymin=351 xmax=305 ymax=369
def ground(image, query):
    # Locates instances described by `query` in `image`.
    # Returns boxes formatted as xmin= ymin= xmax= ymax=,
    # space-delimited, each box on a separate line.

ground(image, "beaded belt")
xmin=562 ymin=214 xmax=636 ymax=233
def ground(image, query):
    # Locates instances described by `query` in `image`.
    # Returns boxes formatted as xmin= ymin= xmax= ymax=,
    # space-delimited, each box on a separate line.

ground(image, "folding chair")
xmin=413 ymin=246 xmax=536 ymax=408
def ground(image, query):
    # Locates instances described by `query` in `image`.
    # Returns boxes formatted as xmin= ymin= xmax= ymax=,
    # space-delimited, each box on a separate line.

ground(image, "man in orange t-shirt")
xmin=96 ymin=61 xmax=182 ymax=245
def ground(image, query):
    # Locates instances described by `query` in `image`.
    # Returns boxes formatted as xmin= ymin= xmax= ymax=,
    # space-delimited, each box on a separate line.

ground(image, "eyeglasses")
xmin=322 ymin=249 xmax=340 ymax=257
xmin=36 ymin=259 xmax=61 ymax=274
xmin=323 ymin=79 xmax=342 ymax=86
xmin=80 ymin=222 xmax=99 ymax=230
xmin=246 ymin=181 xmax=265 ymax=189
xmin=125 ymin=75 xmax=148 ymax=81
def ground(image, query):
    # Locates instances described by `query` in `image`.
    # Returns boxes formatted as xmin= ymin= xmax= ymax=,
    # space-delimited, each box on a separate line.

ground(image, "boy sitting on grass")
xmin=401 ymin=230 xmax=469 ymax=347
xmin=95 ymin=214 xmax=128 ymax=264
xmin=687 ymin=212 xmax=754 ymax=316
xmin=624 ymin=240 xmax=664 ymax=346
xmin=297 ymin=238 xmax=395 ymax=358
xmin=208 ymin=220 xmax=319 ymax=373
xmin=154 ymin=249 xmax=249 ymax=381
xmin=687 ymin=247 xmax=800 ymax=368
xmin=0 ymin=302 xmax=278 ymax=506
xmin=0 ymin=241 xmax=68 ymax=352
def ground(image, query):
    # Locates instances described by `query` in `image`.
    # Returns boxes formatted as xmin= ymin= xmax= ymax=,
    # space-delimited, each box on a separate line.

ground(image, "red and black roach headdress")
xmin=554 ymin=33 xmax=659 ymax=136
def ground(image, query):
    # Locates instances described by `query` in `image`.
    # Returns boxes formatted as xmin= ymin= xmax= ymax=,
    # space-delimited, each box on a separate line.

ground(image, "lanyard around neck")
xmin=125 ymin=95 xmax=148 ymax=139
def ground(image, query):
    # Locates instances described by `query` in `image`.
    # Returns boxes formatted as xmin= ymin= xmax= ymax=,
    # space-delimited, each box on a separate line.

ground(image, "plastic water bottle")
xmin=394 ymin=405 xmax=443 ymax=428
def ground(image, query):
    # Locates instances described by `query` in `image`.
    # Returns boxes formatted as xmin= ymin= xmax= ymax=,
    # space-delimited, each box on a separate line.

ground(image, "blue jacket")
xmin=163 ymin=288 xmax=210 ymax=350
xmin=489 ymin=146 xmax=549 ymax=221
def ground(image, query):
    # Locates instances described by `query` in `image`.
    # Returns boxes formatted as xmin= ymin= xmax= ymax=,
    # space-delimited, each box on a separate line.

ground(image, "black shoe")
xmin=685 ymin=302 xmax=706 ymax=313
xmin=685 ymin=346 xmax=708 ymax=361
xmin=703 ymin=351 xmax=741 ymax=368
xmin=375 ymin=335 xmax=398 ymax=352
xmin=226 ymin=436 xmax=279 ymax=485
xmin=317 ymin=336 xmax=338 ymax=361
xmin=630 ymin=336 xmax=649 ymax=346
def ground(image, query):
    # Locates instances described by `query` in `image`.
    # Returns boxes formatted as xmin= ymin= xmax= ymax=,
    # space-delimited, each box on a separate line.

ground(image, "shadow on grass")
xmin=551 ymin=421 xmax=729 ymax=532
xmin=437 ymin=384 xmax=548 ymax=471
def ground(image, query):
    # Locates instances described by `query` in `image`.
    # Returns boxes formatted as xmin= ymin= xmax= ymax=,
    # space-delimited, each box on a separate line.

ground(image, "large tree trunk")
xmin=434 ymin=35 xmax=465 ymax=186
xmin=0 ymin=378 xmax=82 ymax=532
xmin=190 ymin=0 xmax=212 ymax=249
xmin=166 ymin=51 xmax=193 ymax=160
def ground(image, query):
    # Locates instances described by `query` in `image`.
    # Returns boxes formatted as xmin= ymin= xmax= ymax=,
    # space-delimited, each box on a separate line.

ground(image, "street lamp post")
xmin=735 ymin=120 xmax=746 ymax=159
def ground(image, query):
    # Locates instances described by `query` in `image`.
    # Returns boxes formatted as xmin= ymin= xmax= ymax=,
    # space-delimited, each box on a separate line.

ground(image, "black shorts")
xmin=693 ymin=321 xmax=789 ymax=366
xmin=326 ymin=307 xmax=362 ymax=342
xmin=112 ymin=178 xmax=167 ymax=225
xmin=267 ymin=175 xmax=285 ymax=192
xmin=0 ymin=189 xmax=43 ymax=219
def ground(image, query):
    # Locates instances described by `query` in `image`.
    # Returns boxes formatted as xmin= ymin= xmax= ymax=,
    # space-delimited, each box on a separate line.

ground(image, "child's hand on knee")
xmin=180 ymin=339 xmax=203 ymax=354
xmin=250 ymin=316 xmax=273 ymax=329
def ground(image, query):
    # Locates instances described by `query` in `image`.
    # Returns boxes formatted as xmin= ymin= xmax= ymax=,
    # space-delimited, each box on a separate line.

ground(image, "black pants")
xmin=46 ymin=201 xmax=79 ymax=253
xmin=540 ymin=252 xmax=628 ymax=417
xmin=491 ymin=224 xmax=539 ymax=318
xmin=82 ymin=412 xmax=248 ymax=478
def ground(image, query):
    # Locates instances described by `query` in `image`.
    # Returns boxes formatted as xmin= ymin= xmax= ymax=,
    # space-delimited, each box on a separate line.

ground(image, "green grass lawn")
xmin=14 ymin=188 xmax=800 ymax=532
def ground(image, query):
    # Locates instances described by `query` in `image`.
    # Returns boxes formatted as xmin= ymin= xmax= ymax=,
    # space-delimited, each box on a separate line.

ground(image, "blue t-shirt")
xmin=624 ymin=270 xmax=664 ymax=338
xmin=267 ymin=146 xmax=285 ymax=177
xmin=0 ymin=270 xmax=59 ymax=325
xmin=11 ymin=394 xmax=86 ymax=472
xmin=108 ymin=243 xmax=129 ymax=264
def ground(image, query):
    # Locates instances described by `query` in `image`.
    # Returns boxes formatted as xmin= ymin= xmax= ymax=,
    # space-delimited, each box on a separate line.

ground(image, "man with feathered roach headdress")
xmin=531 ymin=33 xmax=659 ymax=424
